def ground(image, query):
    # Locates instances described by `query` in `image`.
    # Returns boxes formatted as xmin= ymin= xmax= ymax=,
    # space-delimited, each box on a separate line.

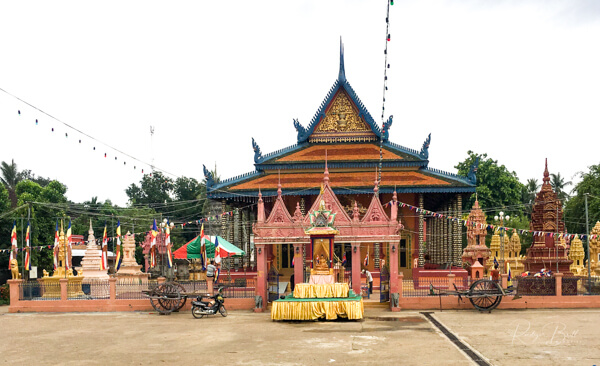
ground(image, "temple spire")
xmin=543 ymin=158 xmax=550 ymax=185
xmin=338 ymin=37 xmax=346 ymax=83
xmin=323 ymin=150 xmax=330 ymax=185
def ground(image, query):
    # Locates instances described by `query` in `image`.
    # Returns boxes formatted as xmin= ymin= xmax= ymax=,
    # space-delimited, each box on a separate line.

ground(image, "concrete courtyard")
xmin=1 ymin=306 xmax=599 ymax=365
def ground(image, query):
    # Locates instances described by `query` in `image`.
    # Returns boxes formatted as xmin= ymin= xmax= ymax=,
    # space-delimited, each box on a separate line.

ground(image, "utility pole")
xmin=150 ymin=125 xmax=155 ymax=173
xmin=585 ymin=193 xmax=591 ymax=295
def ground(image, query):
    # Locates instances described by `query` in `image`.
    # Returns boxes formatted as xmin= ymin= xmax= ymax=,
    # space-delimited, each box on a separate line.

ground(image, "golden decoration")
xmin=315 ymin=92 xmax=369 ymax=133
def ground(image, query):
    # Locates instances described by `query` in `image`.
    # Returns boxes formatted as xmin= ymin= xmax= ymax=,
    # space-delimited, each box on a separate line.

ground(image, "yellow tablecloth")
xmin=293 ymin=283 xmax=349 ymax=298
xmin=271 ymin=299 xmax=364 ymax=320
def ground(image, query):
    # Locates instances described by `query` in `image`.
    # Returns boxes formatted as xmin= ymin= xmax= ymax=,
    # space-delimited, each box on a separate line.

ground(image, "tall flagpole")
xmin=585 ymin=193 xmax=591 ymax=295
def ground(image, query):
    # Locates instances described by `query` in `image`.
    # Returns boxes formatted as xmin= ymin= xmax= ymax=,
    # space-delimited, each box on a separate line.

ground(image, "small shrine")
xmin=306 ymin=195 xmax=339 ymax=283
xmin=116 ymin=232 xmax=150 ymax=286
xmin=461 ymin=198 xmax=491 ymax=273
xmin=78 ymin=220 xmax=109 ymax=297
xmin=523 ymin=160 xmax=572 ymax=273
xmin=506 ymin=231 xmax=525 ymax=276
xmin=38 ymin=223 xmax=84 ymax=298
xmin=586 ymin=221 xmax=600 ymax=276
xmin=569 ymin=236 xmax=586 ymax=275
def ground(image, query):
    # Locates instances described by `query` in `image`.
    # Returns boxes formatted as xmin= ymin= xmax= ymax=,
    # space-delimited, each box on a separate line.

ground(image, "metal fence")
xmin=516 ymin=277 xmax=556 ymax=296
xmin=403 ymin=278 xmax=451 ymax=297
xmin=19 ymin=281 xmax=60 ymax=301
xmin=577 ymin=276 xmax=600 ymax=295
xmin=216 ymin=277 xmax=256 ymax=298
xmin=68 ymin=280 xmax=111 ymax=300
xmin=116 ymin=279 xmax=153 ymax=300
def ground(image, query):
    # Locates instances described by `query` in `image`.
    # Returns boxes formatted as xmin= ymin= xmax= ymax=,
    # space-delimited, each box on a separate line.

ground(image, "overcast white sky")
xmin=1 ymin=0 xmax=599 ymax=207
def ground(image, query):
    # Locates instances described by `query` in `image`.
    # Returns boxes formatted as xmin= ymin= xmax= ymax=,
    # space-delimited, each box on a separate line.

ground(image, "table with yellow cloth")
xmin=293 ymin=283 xmax=349 ymax=298
xmin=271 ymin=294 xmax=364 ymax=321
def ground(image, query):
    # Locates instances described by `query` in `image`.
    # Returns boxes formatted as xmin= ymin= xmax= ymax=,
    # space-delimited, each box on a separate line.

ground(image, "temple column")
xmin=435 ymin=212 xmax=440 ymax=264
xmin=418 ymin=194 xmax=424 ymax=267
xmin=293 ymin=242 xmax=304 ymax=285
xmin=454 ymin=195 xmax=462 ymax=266
xmin=351 ymin=242 xmax=361 ymax=295
xmin=443 ymin=203 xmax=449 ymax=265
xmin=389 ymin=241 xmax=399 ymax=294
xmin=255 ymin=243 xmax=268 ymax=312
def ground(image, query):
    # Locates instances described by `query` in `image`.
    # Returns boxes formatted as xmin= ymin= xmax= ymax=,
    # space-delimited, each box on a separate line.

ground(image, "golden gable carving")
xmin=315 ymin=92 xmax=369 ymax=133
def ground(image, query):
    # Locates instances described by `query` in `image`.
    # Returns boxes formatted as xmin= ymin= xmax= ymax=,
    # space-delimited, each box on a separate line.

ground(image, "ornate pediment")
xmin=309 ymin=90 xmax=377 ymax=143
xmin=266 ymin=196 xmax=295 ymax=225
xmin=361 ymin=192 xmax=390 ymax=224
xmin=303 ymin=184 xmax=351 ymax=225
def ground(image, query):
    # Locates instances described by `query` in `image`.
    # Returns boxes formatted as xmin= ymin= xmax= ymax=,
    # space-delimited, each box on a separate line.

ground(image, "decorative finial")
xmin=89 ymin=219 xmax=94 ymax=235
xmin=277 ymin=170 xmax=282 ymax=197
xmin=543 ymin=158 xmax=550 ymax=184
xmin=258 ymin=186 xmax=262 ymax=201
xmin=338 ymin=37 xmax=346 ymax=83
xmin=323 ymin=149 xmax=330 ymax=185
xmin=374 ymin=167 xmax=379 ymax=194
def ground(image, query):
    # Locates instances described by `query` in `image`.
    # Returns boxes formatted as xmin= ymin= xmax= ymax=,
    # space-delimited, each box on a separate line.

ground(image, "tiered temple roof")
xmin=206 ymin=42 xmax=477 ymax=200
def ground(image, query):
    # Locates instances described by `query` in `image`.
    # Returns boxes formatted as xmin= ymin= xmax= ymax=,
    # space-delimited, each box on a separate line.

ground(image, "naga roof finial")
xmin=338 ymin=37 xmax=346 ymax=83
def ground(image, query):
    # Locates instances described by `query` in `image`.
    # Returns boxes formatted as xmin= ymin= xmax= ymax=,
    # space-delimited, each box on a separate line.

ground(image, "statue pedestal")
xmin=308 ymin=275 xmax=335 ymax=285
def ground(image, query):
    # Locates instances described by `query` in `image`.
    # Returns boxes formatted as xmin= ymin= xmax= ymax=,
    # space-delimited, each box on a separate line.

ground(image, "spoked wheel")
xmin=192 ymin=306 xmax=204 ymax=319
xmin=150 ymin=296 xmax=173 ymax=315
xmin=468 ymin=279 xmax=503 ymax=312
xmin=156 ymin=283 xmax=183 ymax=314
xmin=171 ymin=283 xmax=187 ymax=312
xmin=219 ymin=305 xmax=228 ymax=317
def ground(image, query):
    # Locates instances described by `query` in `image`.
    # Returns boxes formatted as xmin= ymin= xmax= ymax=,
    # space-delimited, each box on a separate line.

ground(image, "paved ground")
xmin=1 ymin=305 xmax=599 ymax=365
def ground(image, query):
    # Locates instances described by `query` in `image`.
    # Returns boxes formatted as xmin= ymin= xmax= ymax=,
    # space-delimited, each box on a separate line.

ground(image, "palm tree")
xmin=550 ymin=173 xmax=572 ymax=203
xmin=1 ymin=159 xmax=21 ymax=208
xmin=521 ymin=178 xmax=539 ymax=215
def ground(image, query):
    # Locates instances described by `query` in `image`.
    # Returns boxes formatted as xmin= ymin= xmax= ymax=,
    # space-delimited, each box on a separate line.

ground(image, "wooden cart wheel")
xmin=156 ymin=283 xmax=182 ymax=314
xmin=468 ymin=279 xmax=503 ymax=312
xmin=172 ymin=282 xmax=187 ymax=311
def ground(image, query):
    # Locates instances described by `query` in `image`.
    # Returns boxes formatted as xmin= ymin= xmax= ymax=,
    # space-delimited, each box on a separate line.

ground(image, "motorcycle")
xmin=191 ymin=287 xmax=227 ymax=319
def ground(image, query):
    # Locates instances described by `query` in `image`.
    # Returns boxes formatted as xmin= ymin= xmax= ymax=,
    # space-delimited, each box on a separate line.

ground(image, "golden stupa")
xmin=38 ymin=222 xmax=85 ymax=298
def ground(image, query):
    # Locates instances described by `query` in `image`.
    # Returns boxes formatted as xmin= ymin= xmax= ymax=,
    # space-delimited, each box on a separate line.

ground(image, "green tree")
xmin=550 ymin=172 xmax=572 ymax=203
xmin=456 ymin=151 xmax=525 ymax=220
xmin=1 ymin=159 xmax=21 ymax=208
xmin=13 ymin=179 xmax=69 ymax=275
xmin=125 ymin=171 xmax=174 ymax=209
xmin=564 ymin=164 xmax=600 ymax=236
xmin=521 ymin=178 xmax=540 ymax=216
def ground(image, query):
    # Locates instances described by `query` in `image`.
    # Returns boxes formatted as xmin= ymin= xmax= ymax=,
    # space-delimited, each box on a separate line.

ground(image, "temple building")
xmin=523 ymin=160 xmax=572 ymax=273
xmin=205 ymin=43 xmax=477 ymax=288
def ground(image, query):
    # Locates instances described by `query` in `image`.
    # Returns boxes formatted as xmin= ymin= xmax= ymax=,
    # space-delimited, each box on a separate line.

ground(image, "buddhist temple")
xmin=461 ymin=198 xmax=491 ymax=273
xmin=587 ymin=221 xmax=600 ymax=276
xmin=523 ymin=160 xmax=572 ymax=273
xmin=204 ymin=42 xmax=477 ymax=297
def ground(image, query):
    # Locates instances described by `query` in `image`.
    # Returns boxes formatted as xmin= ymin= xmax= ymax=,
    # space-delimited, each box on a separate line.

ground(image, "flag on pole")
xmin=66 ymin=220 xmax=72 ymax=270
xmin=115 ymin=220 xmax=122 ymax=271
xmin=24 ymin=221 xmax=31 ymax=271
xmin=507 ymin=262 xmax=513 ymax=288
xmin=200 ymin=223 xmax=207 ymax=270
xmin=150 ymin=219 xmax=158 ymax=267
xmin=214 ymin=236 xmax=221 ymax=263
xmin=364 ymin=252 xmax=369 ymax=267
xmin=9 ymin=221 xmax=17 ymax=269
xmin=53 ymin=221 xmax=59 ymax=270
xmin=292 ymin=255 xmax=295 ymax=267
xmin=101 ymin=223 xmax=108 ymax=270
xmin=215 ymin=265 xmax=220 ymax=282
xmin=165 ymin=220 xmax=173 ymax=268
xmin=342 ymin=253 xmax=347 ymax=266
xmin=493 ymin=257 xmax=499 ymax=269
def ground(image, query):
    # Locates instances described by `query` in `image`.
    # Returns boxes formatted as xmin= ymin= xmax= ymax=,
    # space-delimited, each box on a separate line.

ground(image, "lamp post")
xmin=494 ymin=212 xmax=510 ymax=274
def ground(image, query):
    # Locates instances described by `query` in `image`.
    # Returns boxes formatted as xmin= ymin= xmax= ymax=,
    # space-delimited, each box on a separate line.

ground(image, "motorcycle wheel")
xmin=219 ymin=305 xmax=228 ymax=317
xmin=192 ymin=306 xmax=204 ymax=319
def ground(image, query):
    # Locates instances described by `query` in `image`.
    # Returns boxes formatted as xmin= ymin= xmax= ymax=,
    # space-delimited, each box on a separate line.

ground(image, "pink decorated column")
xmin=255 ymin=243 xmax=268 ymax=312
xmin=351 ymin=242 xmax=361 ymax=295
xmin=389 ymin=241 xmax=399 ymax=294
xmin=293 ymin=242 xmax=304 ymax=285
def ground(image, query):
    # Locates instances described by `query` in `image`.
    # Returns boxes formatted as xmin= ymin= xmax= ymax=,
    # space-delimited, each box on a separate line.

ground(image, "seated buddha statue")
xmin=314 ymin=254 xmax=330 ymax=275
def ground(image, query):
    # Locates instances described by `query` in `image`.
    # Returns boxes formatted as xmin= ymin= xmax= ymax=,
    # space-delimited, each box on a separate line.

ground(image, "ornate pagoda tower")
xmin=523 ymin=160 xmax=572 ymax=273
xmin=462 ymin=198 xmax=491 ymax=272
xmin=568 ymin=236 xmax=585 ymax=275
xmin=587 ymin=221 xmax=600 ymax=276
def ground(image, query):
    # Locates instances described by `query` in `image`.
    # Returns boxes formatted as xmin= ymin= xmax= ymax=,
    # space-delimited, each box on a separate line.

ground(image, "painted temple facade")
xmin=205 ymin=44 xmax=477 ymax=283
